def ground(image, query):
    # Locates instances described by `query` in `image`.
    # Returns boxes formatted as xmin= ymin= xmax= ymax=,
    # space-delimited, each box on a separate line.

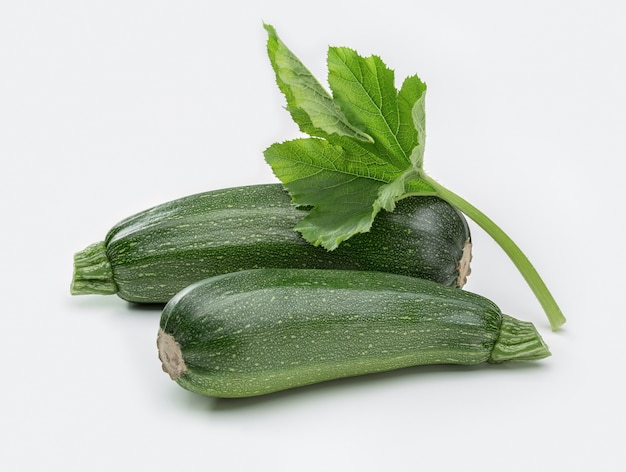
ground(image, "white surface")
xmin=2 ymin=1 xmax=624 ymax=470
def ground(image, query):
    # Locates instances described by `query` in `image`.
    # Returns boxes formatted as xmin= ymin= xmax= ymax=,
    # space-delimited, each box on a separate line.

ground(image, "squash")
xmin=157 ymin=268 xmax=549 ymax=398
xmin=72 ymin=184 xmax=471 ymax=303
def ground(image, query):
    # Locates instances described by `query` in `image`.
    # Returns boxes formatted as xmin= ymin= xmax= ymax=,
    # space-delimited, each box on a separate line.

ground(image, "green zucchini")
xmin=157 ymin=268 xmax=550 ymax=398
xmin=71 ymin=183 xmax=471 ymax=303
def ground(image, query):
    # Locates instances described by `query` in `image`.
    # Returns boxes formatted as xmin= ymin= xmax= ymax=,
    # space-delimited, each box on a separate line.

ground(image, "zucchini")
xmin=71 ymin=184 xmax=471 ymax=303
xmin=157 ymin=268 xmax=550 ymax=398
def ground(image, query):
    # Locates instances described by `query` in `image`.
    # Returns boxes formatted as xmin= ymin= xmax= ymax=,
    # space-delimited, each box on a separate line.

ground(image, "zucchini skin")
xmin=72 ymin=184 xmax=471 ymax=303
xmin=158 ymin=268 xmax=550 ymax=398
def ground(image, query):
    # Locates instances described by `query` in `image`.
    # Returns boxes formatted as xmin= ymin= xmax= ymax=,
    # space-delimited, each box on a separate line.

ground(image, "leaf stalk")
xmin=416 ymin=173 xmax=566 ymax=331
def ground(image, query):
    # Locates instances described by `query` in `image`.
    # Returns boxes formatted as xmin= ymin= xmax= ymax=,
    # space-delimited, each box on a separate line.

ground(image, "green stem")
xmin=416 ymin=173 xmax=566 ymax=331
xmin=71 ymin=241 xmax=118 ymax=296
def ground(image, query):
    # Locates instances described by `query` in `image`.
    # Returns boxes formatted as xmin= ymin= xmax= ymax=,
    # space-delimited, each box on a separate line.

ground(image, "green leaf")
xmin=327 ymin=48 xmax=426 ymax=169
xmin=264 ymin=24 xmax=373 ymax=143
xmin=264 ymin=138 xmax=406 ymax=249
xmin=264 ymin=26 xmax=429 ymax=249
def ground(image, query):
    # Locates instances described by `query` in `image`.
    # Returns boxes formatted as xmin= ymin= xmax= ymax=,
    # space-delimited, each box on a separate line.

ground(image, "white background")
xmin=2 ymin=1 xmax=624 ymax=470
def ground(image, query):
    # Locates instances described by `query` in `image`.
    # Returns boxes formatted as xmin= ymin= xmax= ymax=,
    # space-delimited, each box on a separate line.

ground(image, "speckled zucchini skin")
xmin=99 ymin=184 xmax=471 ymax=302
xmin=158 ymin=268 xmax=505 ymax=398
